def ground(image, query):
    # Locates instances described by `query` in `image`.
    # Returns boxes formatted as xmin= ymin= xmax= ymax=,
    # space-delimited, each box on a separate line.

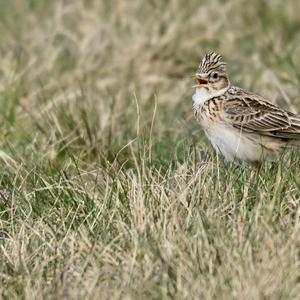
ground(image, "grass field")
xmin=0 ymin=0 xmax=300 ymax=299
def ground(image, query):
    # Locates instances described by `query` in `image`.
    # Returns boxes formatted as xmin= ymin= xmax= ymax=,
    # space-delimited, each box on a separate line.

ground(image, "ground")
xmin=0 ymin=0 xmax=300 ymax=299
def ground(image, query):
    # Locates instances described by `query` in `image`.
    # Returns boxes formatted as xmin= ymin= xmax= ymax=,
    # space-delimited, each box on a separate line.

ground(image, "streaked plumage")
xmin=192 ymin=52 xmax=300 ymax=165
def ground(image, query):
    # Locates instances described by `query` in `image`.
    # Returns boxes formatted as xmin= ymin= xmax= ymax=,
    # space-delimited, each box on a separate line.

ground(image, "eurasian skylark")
xmin=192 ymin=52 xmax=300 ymax=169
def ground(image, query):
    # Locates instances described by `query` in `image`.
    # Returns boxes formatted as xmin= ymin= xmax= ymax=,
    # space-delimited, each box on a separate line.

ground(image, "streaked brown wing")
xmin=221 ymin=92 xmax=300 ymax=139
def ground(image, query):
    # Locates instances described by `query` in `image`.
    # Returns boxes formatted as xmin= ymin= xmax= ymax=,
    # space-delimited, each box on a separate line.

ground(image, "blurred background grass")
xmin=0 ymin=0 xmax=300 ymax=299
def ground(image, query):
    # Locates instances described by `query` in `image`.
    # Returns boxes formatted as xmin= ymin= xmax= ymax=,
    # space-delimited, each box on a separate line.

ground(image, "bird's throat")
xmin=192 ymin=87 xmax=228 ymax=107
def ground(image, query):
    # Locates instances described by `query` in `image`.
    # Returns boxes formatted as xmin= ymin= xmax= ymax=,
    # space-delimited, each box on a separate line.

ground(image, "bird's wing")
xmin=220 ymin=89 xmax=300 ymax=139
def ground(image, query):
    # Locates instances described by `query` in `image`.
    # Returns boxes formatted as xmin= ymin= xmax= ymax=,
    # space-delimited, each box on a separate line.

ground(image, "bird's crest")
xmin=197 ymin=52 xmax=226 ymax=74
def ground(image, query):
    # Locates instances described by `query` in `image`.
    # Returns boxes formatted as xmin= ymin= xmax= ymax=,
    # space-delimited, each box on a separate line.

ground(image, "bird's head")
xmin=193 ymin=52 xmax=230 ymax=95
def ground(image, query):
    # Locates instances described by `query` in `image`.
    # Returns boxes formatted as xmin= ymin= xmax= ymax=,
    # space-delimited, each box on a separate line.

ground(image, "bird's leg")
xmin=242 ymin=161 xmax=261 ymax=200
xmin=253 ymin=161 xmax=262 ymax=174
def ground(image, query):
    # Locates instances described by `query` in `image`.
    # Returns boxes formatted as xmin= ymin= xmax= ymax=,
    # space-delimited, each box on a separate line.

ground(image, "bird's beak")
xmin=192 ymin=75 xmax=208 ymax=88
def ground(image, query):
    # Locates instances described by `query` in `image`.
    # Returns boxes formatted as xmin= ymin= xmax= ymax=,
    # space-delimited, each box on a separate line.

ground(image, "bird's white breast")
xmin=205 ymin=126 xmax=264 ymax=162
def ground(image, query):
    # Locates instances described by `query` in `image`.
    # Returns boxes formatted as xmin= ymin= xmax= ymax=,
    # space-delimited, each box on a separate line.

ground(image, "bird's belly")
xmin=205 ymin=126 xmax=275 ymax=163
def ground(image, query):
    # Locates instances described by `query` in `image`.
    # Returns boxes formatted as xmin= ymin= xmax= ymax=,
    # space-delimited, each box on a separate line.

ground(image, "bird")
xmin=192 ymin=52 xmax=300 ymax=171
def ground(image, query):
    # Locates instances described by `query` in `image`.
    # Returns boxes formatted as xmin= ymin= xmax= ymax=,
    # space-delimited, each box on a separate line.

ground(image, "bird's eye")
xmin=212 ymin=72 xmax=219 ymax=79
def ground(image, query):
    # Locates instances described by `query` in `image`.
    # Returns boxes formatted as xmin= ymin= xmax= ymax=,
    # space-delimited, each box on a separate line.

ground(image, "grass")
xmin=0 ymin=0 xmax=300 ymax=299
